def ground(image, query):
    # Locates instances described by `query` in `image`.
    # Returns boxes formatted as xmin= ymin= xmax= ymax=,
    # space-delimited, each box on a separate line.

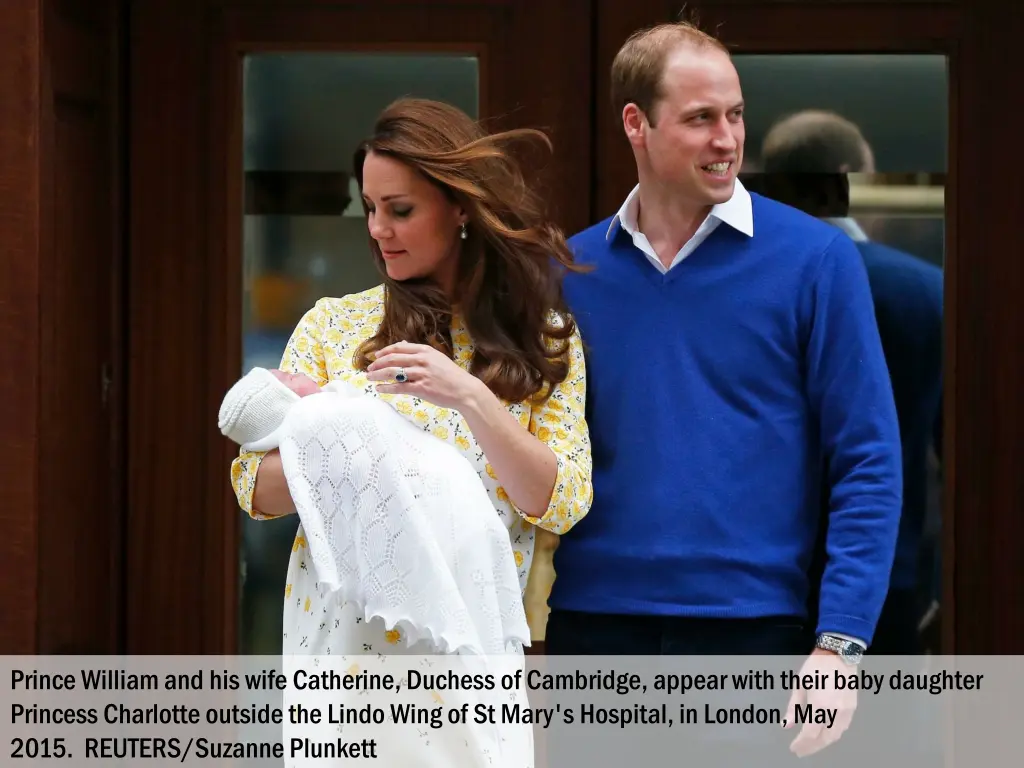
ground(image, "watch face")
xmin=842 ymin=643 xmax=864 ymax=662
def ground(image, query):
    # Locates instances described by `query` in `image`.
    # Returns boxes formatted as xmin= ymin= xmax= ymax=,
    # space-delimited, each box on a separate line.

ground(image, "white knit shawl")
xmin=239 ymin=379 xmax=530 ymax=656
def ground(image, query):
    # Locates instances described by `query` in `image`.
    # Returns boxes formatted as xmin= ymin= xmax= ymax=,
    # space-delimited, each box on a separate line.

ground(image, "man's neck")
xmin=635 ymin=181 xmax=713 ymax=269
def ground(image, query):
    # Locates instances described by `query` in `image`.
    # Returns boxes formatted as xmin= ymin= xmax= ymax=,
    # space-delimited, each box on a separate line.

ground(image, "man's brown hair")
xmin=610 ymin=20 xmax=729 ymax=127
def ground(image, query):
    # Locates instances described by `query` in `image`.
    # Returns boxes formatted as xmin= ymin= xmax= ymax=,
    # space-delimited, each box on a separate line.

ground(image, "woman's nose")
xmin=369 ymin=217 xmax=389 ymax=240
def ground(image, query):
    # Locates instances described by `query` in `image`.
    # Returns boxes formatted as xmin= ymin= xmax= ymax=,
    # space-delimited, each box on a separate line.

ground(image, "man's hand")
xmin=784 ymin=648 xmax=857 ymax=757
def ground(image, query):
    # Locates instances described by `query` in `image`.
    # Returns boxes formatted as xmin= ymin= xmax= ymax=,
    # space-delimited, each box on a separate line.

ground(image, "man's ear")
xmin=623 ymin=103 xmax=648 ymax=148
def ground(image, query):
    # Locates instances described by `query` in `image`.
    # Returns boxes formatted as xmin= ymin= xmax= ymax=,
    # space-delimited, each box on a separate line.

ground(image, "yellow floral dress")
xmin=230 ymin=285 xmax=592 ymax=657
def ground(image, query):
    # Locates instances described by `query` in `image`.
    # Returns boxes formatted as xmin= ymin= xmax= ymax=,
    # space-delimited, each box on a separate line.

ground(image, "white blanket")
xmin=237 ymin=378 xmax=530 ymax=657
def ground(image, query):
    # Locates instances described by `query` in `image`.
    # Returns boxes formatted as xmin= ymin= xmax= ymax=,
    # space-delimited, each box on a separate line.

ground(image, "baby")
xmin=217 ymin=367 xmax=327 ymax=452
xmin=216 ymin=366 xmax=531 ymax=658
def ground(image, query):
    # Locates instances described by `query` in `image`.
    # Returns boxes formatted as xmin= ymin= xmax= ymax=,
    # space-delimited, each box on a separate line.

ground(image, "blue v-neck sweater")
xmin=552 ymin=193 xmax=902 ymax=643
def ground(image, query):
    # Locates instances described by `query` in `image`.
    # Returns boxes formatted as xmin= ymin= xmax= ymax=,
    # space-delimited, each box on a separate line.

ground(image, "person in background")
xmin=758 ymin=109 xmax=945 ymax=655
xmin=546 ymin=20 xmax=903 ymax=760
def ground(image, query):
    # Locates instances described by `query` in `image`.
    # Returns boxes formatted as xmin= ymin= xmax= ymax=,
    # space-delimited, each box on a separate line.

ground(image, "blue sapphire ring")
xmin=394 ymin=368 xmax=408 ymax=383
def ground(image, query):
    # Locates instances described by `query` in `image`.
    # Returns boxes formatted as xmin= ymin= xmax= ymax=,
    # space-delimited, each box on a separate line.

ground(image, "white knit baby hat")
xmin=218 ymin=367 xmax=301 ymax=452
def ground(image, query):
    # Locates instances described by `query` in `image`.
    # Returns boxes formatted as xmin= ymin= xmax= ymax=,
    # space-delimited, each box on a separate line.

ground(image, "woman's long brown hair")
xmin=352 ymin=98 xmax=586 ymax=404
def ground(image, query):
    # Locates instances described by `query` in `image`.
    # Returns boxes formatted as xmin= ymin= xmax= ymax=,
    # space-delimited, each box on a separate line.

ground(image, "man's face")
xmin=633 ymin=45 xmax=746 ymax=207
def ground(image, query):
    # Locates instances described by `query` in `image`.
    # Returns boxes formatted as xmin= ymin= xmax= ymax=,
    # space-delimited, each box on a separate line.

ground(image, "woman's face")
xmin=361 ymin=150 xmax=466 ymax=293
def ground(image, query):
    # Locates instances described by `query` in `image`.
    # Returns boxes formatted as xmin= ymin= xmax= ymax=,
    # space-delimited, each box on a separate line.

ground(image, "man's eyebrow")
xmin=682 ymin=101 xmax=745 ymax=117
xmin=680 ymin=103 xmax=714 ymax=117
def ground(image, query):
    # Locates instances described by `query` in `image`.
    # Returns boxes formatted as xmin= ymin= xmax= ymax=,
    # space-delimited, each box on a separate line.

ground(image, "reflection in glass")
xmin=736 ymin=55 xmax=947 ymax=656
xmin=239 ymin=53 xmax=479 ymax=655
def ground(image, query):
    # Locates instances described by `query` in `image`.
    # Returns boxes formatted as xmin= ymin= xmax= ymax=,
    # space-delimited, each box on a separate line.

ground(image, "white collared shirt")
xmin=605 ymin=178 xmax=754 ymax=271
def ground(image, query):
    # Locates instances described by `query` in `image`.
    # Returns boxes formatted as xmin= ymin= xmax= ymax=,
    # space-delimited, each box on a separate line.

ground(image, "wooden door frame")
xmin=127 ymin=0 xmax=593 ymax=654
xmin=597 ymin=0 xmax=1024 ymax=654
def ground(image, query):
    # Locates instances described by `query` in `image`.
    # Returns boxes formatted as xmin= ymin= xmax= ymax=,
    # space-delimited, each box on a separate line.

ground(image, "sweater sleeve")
xmin=804 ymin=234 xmax=903 ymax=645
xmin=507 ymin=325 xmax=594 ymax=535
xmin=229 ymin=300 xmax=330 ymax=519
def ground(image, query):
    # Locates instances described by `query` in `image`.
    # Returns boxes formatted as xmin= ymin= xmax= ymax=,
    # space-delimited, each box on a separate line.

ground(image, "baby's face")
xmin=270 ymin=369 xmax=320 ymax=397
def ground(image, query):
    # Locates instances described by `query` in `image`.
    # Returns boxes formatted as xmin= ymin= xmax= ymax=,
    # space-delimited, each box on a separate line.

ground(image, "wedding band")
xmin=394 ymin=367 xmax=408 ymax=383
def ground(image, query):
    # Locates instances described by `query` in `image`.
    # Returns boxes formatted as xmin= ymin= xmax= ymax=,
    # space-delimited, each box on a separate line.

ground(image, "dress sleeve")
xmin=511 ymin=325 xmax=593 ymax=534
xmin=229 ymin=299 xmax=330 ymax=519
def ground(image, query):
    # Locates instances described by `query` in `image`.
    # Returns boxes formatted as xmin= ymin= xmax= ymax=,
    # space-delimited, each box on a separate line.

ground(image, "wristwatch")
xmin=815 ymin=634 xmax=865 ymax=665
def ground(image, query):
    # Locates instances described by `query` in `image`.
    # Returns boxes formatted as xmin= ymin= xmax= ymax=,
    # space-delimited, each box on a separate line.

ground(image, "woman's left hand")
xmin=367 ymin=341 xmax=484 ymax=411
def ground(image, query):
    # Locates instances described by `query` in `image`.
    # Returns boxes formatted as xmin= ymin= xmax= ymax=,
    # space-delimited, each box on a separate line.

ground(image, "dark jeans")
xmin=544 ymin=589 xmax=923 ymax=656
xmin=545 ymin=608 xmax=814 ymax=656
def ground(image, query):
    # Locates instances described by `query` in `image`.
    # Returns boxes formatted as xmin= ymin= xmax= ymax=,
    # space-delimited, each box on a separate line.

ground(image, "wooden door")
xmin=0 ymin=0 xmax=124 ymax=654
xmin=593 ymin=0 xmax=1024 ymax=654
xmin=128 ymin=0 xmax=593 ymax=654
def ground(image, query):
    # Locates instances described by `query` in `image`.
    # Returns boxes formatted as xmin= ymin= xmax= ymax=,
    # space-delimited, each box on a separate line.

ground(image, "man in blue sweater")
xmin=546 ymin=21 xmax=902 ymax=755
xmin=756 ymin=109 xmax=944 ymax=656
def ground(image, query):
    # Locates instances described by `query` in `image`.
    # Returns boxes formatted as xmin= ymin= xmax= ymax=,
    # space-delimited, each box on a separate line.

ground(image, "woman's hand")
xmin=369 ymin=339 xmax=562 ymax=518
xmin=367 ymin=341 xmax=485 ymax=411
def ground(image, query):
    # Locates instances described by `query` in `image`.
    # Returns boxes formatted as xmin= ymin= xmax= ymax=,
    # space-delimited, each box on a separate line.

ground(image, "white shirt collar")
xmin=605 ymin=178 xmax=754 ymax=242
xmin=823 ymin=216 xmax=869 ymax=242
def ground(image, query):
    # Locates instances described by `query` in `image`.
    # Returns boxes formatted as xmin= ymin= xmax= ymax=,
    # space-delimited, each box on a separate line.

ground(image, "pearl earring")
xmin=460 ymin=223 xmax=468 ymax=240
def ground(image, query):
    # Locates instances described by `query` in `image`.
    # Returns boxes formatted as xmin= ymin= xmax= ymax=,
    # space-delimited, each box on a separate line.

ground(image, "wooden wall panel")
xmin=0 ymin=0 xmax=123 ymax=654
xmin=0 ymin=0 xmax=43 ymax=656
xmin=126 ymin=0 xmax=210 ymax=654
xmin=949 ymin=0 xmax=1024 ymax=654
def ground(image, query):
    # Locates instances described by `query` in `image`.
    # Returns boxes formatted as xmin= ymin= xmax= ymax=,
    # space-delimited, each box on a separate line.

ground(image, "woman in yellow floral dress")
xmin=229 ymin=98 xmax=592 ymax=765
